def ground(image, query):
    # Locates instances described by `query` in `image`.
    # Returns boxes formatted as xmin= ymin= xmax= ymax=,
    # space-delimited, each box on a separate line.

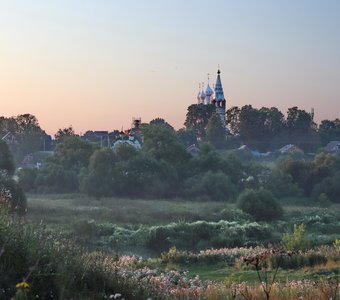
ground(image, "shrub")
xmin=333 ymin=239 xmax=340 ymax=248
xmin=271 ymin=253 xmax=327 ymax=269
xmin=236 ymin=189 xmax=283 ymax=221
xmin=317 ymin=193 xmax=332 ymax=208
xmin=282 ymin=224 xmax=309 ymax=251
xmin=35 ymin=163 xmax=78 ymax=193
xmin=0 ymin=175 xmax=27 ymax=215
xmin=184 ymin=171 xmax=237 ymax=201
xmin=17 ymin=168 xmax=37 ymax=192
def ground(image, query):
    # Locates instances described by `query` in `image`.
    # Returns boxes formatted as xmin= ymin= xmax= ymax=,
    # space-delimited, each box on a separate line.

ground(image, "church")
xmin=196 ymin=69 xmax=227 ymax=129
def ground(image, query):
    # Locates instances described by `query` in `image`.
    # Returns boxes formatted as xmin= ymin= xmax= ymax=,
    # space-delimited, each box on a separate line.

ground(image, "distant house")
xmin=238 ymin=145 xmax=250 ymax=151
xmin=1 ymin=132 xmax=18 ymax=145
xmin=112 ymin=136 xmax=142 ymax=150
xmin=324 ymin=141 xmax=340 ymax=154
xmin=21 ymin=151 xmax=54 ymax=169
xmin=186 ymin=144 xmax=200 ymax=156
xmin=279 ymin=144 xmax=304 ymax=154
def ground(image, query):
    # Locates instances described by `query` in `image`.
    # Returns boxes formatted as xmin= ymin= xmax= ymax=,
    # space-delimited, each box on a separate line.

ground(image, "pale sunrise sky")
xmin=0 ymin=0 xmax=340 ymax=135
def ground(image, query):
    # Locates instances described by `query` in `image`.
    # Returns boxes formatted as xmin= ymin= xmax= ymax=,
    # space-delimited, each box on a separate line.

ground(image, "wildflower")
xmin=16 ymin=281 xmax=30 ymax=290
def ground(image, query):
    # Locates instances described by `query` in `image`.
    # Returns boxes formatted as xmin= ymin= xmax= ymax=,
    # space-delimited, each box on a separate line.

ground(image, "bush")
xmin=271 ymin=253 xmax=327 ymax=269
xmin=17 ymin=168 xmax=37 ymax=192
xmin=0 ymin=214 xmax=162 ymax=300
xmin=35 ymin=163 xmax=79 ymax=193
xmin=282 ymin=224 xmax=309 ymax=251
xmin=184 ymin=171 xmax=236 ymax=201
xmin=144 ymin=220 xmax=274 ymax=252
xmin=0 ymin=175 xmax=27 ymax=215
xmin=236 ymin=189 xmax=283 ymax=221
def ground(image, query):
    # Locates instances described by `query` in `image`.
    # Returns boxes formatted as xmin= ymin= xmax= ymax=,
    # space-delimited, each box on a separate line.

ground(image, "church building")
xmin=197 ymin=69 xmax=227 ymax=129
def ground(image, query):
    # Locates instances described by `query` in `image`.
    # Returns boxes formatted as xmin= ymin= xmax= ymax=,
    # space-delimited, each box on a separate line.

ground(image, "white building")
xmin=197 ymin=69 xmax=227 ymax=129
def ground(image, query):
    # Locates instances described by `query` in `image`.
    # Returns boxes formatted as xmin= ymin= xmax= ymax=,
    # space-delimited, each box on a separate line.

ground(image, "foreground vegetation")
xmin=1 ymin=206 xmax=339 ymax=300
xmin=26 ymin=194 xmax=340 ymax=256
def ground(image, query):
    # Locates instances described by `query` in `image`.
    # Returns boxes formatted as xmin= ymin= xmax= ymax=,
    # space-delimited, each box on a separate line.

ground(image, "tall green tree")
xmin=55 ymin=126 xmax=77 ymax=142
xmin=80 ymin=148 xmax=117 ymax=198
xmin=206 ymin=113 xmax=226 ymax=149
xmin=184 ymin=104 xmax=214 ymax=139
xmin=286 ymin=107 xmax=319 ymax=151
xmin=142 ymin=124 xmax=189 ymax=165
xmin=52 ymin=137 xmax=95 ymax=171
xmin=177 ymin=128 xmax=198 ymax=147
xmin=0 ymin=140 xmax=15 ymax=175
xmin=149 ymin=118 xmax=174 ymax=131
xmin=318 ymin=119 xmax=340 ymax=145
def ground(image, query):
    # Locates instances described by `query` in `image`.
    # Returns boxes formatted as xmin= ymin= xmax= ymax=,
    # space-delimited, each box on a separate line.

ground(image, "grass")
xmin=27 ymin=193 xmax=234 ymax=226
xmin=24 ymin=193 xmax=340 ymax=284
xmin=3 ymin=193 xmax=340 ymax=299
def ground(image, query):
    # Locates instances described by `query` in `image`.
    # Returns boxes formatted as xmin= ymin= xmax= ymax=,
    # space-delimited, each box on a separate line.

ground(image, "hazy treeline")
xmin=186 ymin=104 xmax=340 ymax=151
xmin=1 ymin=104 xmax=340 ymax=207
xmin=17 ymin=122 xmax=340 ymax=206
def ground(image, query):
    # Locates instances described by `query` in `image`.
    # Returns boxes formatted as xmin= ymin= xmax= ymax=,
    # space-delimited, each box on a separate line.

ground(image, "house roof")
xmin=324 ymin=141 xmax=340 ymax=152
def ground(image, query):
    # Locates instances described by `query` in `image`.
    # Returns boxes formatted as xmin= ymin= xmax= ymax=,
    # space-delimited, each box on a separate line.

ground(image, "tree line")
xmin=185 ymin=104 xmax=340 ymax=151
xmin=15 ymin=121 xmax=340 ymax=207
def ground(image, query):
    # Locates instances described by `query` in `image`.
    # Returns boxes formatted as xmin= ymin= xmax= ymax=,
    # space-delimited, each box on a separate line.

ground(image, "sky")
xmin=0 ymin=0 xmax=339 ymax=135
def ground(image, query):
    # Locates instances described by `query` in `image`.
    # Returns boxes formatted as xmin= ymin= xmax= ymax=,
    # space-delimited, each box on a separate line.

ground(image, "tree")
xmin=205 ymin=113 xmax=226 ymax=149
xmin=80 ymin=148 xmax=117 ymax=198
xmin=35 ymin=163 xmax=79 ymax=193
xmin=0 ymin=140 xmax=15 ymax=175
xmin=286 ymin=107 xmax=319 ymax=152
xmin=184 ymin=171 xmax=236 ymax=201
xmin=52 ymin=137 xmax=95 ymax=171
xmin=282 ymin=224 xmax=309 ymax=251
xmin=226 ymin=106 xmax=241 ymax=135
xmin=149 ymin=118 xmax=174 ymax=131
xmin=184 ymin=104 xmax=214 ymax=139
xmin=319 ymin=119 xmax=340 ymax=145
xmin=13 ymin=114 xmax=48 ymax=160
xmin=54 ymin=126 xmax=77 ymax=142
xmin=236 ymin=189 xmax=283 ymax=221
xmin=0 ymin=140 xmax=26 ymax=214
xmin=176 ymin=129 xmax=198 ymax=147
xmin=142 ymin=124 xmax=189 ymax=165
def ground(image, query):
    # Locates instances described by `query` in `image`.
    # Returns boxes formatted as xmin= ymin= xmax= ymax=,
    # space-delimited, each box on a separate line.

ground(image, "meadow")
xmin=1 ymin=193 xmax=340 ymax=299
xmin=26 ymin=194 xmax=340 ymax=279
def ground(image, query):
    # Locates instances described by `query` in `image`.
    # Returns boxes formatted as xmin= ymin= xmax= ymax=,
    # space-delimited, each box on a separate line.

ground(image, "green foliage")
xmin=142 ymin=124 xmax=190 ymax=165
xmin=0 ymin=215 xmax=161 ymax=300
xmin=0 ymin=175 xmax=27 ymax=215
xmin=319 ymin=118 xmax=340 ymax=145
xmin=52 ymin=136 xmax=95 ymax=171
xmin=205 ymin=113 xmax=226 ymax=149
xmin=17 ymin=168 xmax=37 ymax=192
xmin=13 ymin=114 xmax=48 ymax=161
xmin=262 ymin=169 xmax=302 ymax=198
xmin=149 ymin=118 xmax=174 ymax=131
xmin=184 ymin=171 xmax=236 ymax=201
xmin=54 ymin=126 xmax=77 ymax=142
xmin=279 ymin=154 xmax=340 ymax=201
xmin=144 ymin=220 xmax=274 ymax=252
xmin=0 ymin=140 xmax=15 ymax=174
xmin=236 ymin=189 xmax=283 ymax=221
xmin=282 ymin=224 xmax=309 ymax=251
xmin=176 ymin=128 xmax=197 ymax=147
xmin=271 ymin=253 xmax=327 ymax=269
xmin=334 ymin=239 xmax=340 ymax=248
xmin=35 ymin=163 xmax=78 ymax=193
xmin=184 ymin=104 xmax=215 ymax=139
xmin=0 ymin=142 xmax=26 ymax=214
xmin=80 ymin=148 xmax=117 ymax=198
xmin=317 ymin=193 xmax=332 ymax=208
